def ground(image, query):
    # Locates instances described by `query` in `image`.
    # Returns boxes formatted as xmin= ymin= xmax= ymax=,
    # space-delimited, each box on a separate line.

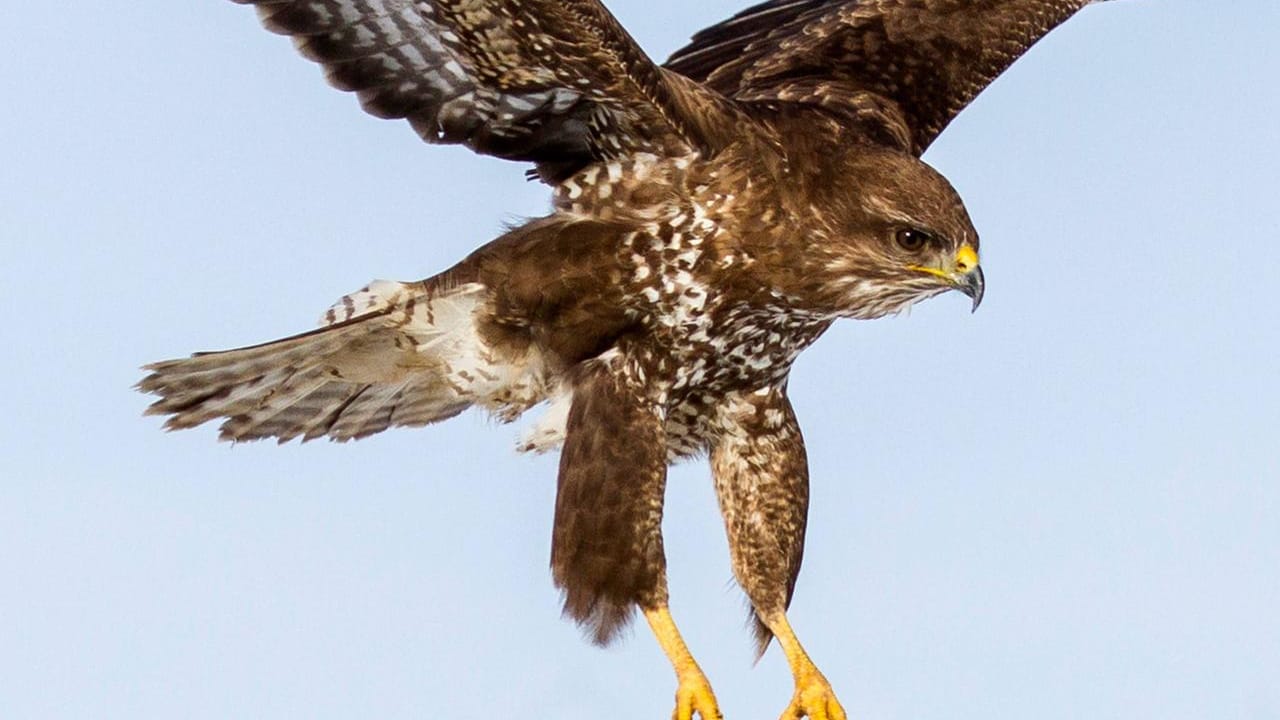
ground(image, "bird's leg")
xmin=551 ymin=353 xmax=671 ymax=645
xmin=549 ymin=355 xmax=718 ymax=717
xmin=708 ymin=387 xmax=845 ymax=720
xmin=643 ymin=605 xmax=723 ymax=720
xmin=763 ymin=611 xmax=847 ymax=720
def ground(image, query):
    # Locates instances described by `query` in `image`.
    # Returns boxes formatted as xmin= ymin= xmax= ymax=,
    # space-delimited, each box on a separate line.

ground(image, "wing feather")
xmin=666 ymin=0 xmax=1107 ymax=154
xmin=230 ymin=0 xmax=742 ymax=175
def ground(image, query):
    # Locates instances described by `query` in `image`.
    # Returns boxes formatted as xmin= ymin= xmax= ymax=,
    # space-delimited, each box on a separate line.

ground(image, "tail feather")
xmin=139 ymin=280 xmax=539 ymax=443
xmin=157 ymin=365 xmax=307 ymax=431
xmin=327 ymin=380 xmax=409 ymax=441
xmin=298 ymin=383 xmax=373 ymax=442
xmin=390 ymin=377 xmax=471 ymax=428
xmin=217 ymin=374 xmax=341 ymax=442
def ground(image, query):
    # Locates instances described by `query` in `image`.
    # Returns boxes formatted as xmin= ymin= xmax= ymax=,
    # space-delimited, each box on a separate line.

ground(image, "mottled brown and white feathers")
xmin=142 ymin=0 xmax=1109 ymax=656
xmin=234 ymin=0 xmax=745 ymax=178
xmin=710 ymin=385 xmax=810 ymax=656
xmin=140 ymin=143 xmax=978 ymax=647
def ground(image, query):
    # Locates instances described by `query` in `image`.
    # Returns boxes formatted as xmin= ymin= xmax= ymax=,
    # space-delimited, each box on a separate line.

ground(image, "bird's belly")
xmin=656 ymin=313 xmax=830 ymax=460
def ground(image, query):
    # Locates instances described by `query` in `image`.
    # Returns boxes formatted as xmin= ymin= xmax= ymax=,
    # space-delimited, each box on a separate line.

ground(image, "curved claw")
xmin=645 ymin=606 xmax=723 ymax=720
xmin=673 ymin=670 xmax=723 ymax=720
xmin=762 ymin=611 xmax=848 ymax=720
xmin=779 ymin=670 xmax=847 ymax=720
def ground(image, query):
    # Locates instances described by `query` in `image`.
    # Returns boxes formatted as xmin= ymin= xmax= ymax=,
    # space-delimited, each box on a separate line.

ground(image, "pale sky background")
xmin=3 ymin=2 xmax=1278 ymax=719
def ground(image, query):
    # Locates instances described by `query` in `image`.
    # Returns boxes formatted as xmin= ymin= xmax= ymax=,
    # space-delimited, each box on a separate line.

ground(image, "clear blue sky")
xmin=3 ymin=2 xmax=1278 ymax=718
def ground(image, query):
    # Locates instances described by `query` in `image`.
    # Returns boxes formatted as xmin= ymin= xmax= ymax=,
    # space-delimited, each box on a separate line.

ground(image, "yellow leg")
xmin=765 ymin=612 xmax=847 ymax=720
xmin=643 ymin=606 xmax=724 ymax=720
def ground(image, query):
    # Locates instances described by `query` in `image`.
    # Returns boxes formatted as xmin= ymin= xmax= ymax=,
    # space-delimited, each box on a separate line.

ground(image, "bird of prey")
xmin=140 ymin=1 xmax=1114 ymax=718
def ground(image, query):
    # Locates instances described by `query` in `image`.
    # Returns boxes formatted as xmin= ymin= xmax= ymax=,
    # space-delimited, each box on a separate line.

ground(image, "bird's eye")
xmin=895 ymin=228 xmax=930 ymax=252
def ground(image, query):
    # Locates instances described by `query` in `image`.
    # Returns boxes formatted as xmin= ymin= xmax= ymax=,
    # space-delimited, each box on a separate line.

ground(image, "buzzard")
xmin=141 ymin=1 xmax=1112 ymax=718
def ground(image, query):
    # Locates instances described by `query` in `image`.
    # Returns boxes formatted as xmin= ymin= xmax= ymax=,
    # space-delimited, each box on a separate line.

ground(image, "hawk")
xmin=140 ymin=2 xmax=1112 ymax=718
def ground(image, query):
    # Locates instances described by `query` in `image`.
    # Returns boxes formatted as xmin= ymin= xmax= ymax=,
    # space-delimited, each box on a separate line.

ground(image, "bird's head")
xmin=799 ymin=148 xmax=984 ymax=319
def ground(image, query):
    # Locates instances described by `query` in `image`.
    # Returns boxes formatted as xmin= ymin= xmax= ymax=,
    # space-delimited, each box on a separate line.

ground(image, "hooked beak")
xmin=952 ymin=244 xmax=984 ymax=312
xmin=957 ymin=264 xmax=985 ymax=312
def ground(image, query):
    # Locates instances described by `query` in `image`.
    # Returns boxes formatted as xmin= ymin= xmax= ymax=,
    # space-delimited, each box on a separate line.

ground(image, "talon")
xmin=673 ymin=669 xmax=723 ymax=720
xmin=780 ymin=670 xmax=846 ymax=720
xmin=763 ymin=612 xmax=848 ymax=720
xmin=645 ymin=606 xmax=723 ymax=720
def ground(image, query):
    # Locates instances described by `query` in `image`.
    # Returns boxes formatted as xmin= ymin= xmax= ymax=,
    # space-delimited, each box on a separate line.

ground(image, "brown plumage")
xmin=140 ymin=2 xmax=1111 ymax=718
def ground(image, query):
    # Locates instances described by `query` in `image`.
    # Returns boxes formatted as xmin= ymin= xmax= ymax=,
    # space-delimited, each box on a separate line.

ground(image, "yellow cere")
xmin=954 ymin=245 xmax=979 ymax=273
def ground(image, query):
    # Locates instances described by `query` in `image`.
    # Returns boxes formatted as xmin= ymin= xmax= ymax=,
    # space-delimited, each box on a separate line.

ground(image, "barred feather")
xmin=229 ymin=0 xmax=741 ymax=176
xmin=139 ymin=281 xmax=535 ymax=443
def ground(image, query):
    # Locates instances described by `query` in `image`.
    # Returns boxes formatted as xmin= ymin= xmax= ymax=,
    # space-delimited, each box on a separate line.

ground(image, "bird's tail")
xmin=139 ymin=279 xmax=545 ymax=443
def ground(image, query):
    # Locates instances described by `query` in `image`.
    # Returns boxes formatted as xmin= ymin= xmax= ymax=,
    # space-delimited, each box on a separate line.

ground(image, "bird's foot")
xmin=644 ymin=606 xmax=723 ymax=720
xmin=670 ymin=668 xmax=723 ymax=720
xmin=779 ymin=669 xmax=846 ymax=720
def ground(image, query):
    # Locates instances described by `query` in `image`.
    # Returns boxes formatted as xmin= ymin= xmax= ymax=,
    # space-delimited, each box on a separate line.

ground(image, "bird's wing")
xmin=551 ymin=349 xmax=668 ymax=645
xmin=665 ymin=0 xmax=1102 ymax=155
xmin=232 ymin=0 xmax=739 ymax=175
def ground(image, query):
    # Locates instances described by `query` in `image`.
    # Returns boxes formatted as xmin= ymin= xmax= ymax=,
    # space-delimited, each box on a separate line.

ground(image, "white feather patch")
xmin=516 ymin=388 xmax=571 ymax=453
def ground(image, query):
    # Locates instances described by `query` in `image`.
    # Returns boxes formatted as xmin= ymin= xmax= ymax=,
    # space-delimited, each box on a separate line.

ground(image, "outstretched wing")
xmin=233 ymin=0 xmax=737 ymax=176
xmin=666 ymin=0 xmax=1104 ymax=154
